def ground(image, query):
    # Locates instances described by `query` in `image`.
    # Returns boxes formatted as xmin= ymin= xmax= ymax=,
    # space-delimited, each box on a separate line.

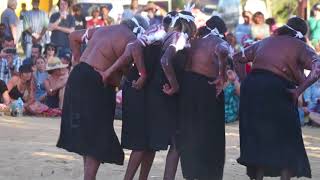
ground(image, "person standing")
xmin=233 ymin=17 xmax=318 ymax=180
xmin=86 ymin=8 xmax=104 ymax=29
xmin=48 ymin=0 xmax=75 ymax=52
xmin=22 ymin=0 xmax=49 ymax=58
xmin=1 ymin=0 xmax=18 ymax=44
xmin=72 ymin=5 xmax=86 ymax=30
xmin=308 ymin=3 xmax=320 ymax=48
xmin=56 ymin=15 xmax=148 ymax=180
xmin=178 ymin=16 xmax=229 ymax=180
xmin=251 ymin=12 xmax=270 ymax=41
xmin=235 ymin=11 xmax=252 ymax=45
xmin=101 ymin=6 xmax=114 ymax=26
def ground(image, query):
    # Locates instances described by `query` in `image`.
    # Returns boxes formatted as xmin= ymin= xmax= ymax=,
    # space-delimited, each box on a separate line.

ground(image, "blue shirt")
xmin=304 ymin=80 xmax=320 ymax=112
xmin=34 ymin=71 xmax=48 ymax=101
xmin=1 ymin=8 xmax=18 ymax=37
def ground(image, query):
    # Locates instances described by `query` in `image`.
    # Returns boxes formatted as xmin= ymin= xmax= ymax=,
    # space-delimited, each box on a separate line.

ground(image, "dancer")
xmin=144 ymin=10 xmax=197 ymax=180
xmin=103 ymin=12 xmax=178 ymax=180
xmin=56 ymin=15 xmax=149 ymax=180
xmin=178 ymin=16 xmax=229 ymax=180
xmin=233 ymin=17 xmax=320 ymax=180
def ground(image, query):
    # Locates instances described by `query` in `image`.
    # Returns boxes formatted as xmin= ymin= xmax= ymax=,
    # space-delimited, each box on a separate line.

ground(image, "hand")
xmin=132 ymin=76 xmax=147 ymax=90
xmin=95 ymin=68 xmax=111 ymax=84
xmin=209 ymin=76 xmax=224 ymax=97
xmin=287 ymin=88 xmax=299 ymax=105
xmin=162 ymin=83 xmax=179 ymax=95
xmin=48 ymin=23 xmax=58 ymax=31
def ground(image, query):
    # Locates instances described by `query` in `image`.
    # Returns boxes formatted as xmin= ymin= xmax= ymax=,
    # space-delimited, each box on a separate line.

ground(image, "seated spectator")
xmin=86 ymin=7 xmax=104 ymax=29
xmin=44 ymin=43 xmax=57 ymax=62
xmin=304 ymin=80 xmax=320 ymax=112
xmin=101 ymin=5 xmax=114 ymax=26
xmin=34 ymin=56 xmax=48 ymax=102
xmin=251 ymin=11 xmax=270 ymax=40
xmin=235 ymin=11 xmax=252 ymax=44
xmin=224 ymin=69 xmax=240 ymax=123
xmin=44 ymin=57 xmax=68 ymax=108
xmin=6 ymin=64 xmax=35 ymax=107
xmin=23 ymin=44 xmax=42 ymax=66
xmin=265 ymin=17 xmax=277 ymax=34
xmin=0 ymin=36 xmax=22 ymax=83
xmin=0 ymin=79 xmax=11 ymax=110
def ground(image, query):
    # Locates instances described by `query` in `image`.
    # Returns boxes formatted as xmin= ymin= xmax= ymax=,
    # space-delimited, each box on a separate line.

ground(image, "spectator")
xmin=20 ymin=3 xmax=27 ymax=20
xmin=0 ymin=24 xmax=6 ymax=50
xmin=224 ymin=69 xmax=240 ymax=123
xmin=308 ymin=3 xmax=320 ymax=48
xmin=303 ymin=80 xmax=320 ymax=126
xmin=34 ymin=56 xmax=48 ymax=102
xmin=44 ymin=43 xmax=57 ymax=62
xmin=48 ymin=0 xmax=75 ymax=52
xmin=0 ymin=36 xmax=22 ymax=83
xmin=0 ymin=80 xmax=11 ymax=106
xmin=86 ymin=7 xmax=104 ymax=29
xmin=122 ymin=0 xmax=140 ymax=19
xmin=6 ymin=64 xmax=35 ymax=106
xmin=22 ymin=0 xmax=49 ymax=58
xmin=235 ymin=11 xmax=252 ymax=45
xmin=145 ymin=5 xmax=162 ymax=26
xmin=44 ymin=57 xmax=68 ymax=108
xmin=101 ymin=5 xmax=114 ymax=26
xmin=72 ymin=4 xmax=86 ymax=30
xmin=23 ymin=44 xmax=42 ymax=66
xmin=251 ymin=12 xmax=270 ymax=41
xmin=1 ymin=0 xmax=18 ymax=44
xmin=265 ymin=17 xmax=277 ymax=34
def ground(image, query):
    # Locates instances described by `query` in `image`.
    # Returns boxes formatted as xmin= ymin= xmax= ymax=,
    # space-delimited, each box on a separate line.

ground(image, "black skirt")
xmin=177 ymin=71 xmax=225 ymax=179
xmin=143 ymin=49 xmax=188 ymax=151
xmin=56 ymin=62 xmax=124 ymax=165
xmin=121 ymin=45 xmax=160 ymax=150
xmin=238 ymin=69 xmax=311 ymax=178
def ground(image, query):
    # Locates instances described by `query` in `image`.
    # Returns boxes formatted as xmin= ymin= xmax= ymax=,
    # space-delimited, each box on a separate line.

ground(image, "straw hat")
xmin=46 ymin=57 xmax=68 ymax=71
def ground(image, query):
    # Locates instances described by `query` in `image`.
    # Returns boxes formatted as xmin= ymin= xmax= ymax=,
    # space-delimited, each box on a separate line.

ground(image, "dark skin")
xmin=233 ymin=35 xmax=320 ymax=180
xmin=69 ymin=24 xmax=137 ymax=180
xmin=69 ymin=24 xmax=137 ymax=87
xmin=186 ymin=35 xmax=229 ymax=96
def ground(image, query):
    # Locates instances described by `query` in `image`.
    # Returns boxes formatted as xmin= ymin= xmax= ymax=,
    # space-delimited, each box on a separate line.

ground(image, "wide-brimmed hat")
xmin=46 ymin=57 xmax=68 ymax=71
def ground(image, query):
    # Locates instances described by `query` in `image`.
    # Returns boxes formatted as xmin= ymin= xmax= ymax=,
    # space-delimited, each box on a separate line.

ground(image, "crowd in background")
xmin=0 ymin=0 xmax=320 ymax=125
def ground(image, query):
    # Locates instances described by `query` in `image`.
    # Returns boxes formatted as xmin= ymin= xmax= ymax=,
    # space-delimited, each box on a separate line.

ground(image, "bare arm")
xmin=7 ymin=76 xmax=19 ymax=92
xmin=161 ymin=46 xmax=179 ymax=95
xmin=2 ymin=91 xmax=11 ymax=105
xmin=215 ymin=41 xmax=230 ymax=81
xmin=44 ymin=79 xmax=65 ymax=96
xmin=56 ymin=26 xmax=74 ymax=34
xmin=233 ymin=43 xmax=257 ymax=80
xmin=9 ymin=24 xmax=17 ymax=44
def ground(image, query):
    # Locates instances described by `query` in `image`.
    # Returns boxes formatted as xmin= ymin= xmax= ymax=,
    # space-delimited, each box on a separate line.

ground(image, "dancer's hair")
xmin=121 ymin=15 xmax=149 ymax=33
xmin=197 ymin=16 xmax=227 ymax=40
xmin=172 ymin=11 xmax=197 ymax=38
xmin=274 ymin=17 xmax=307 ymax=42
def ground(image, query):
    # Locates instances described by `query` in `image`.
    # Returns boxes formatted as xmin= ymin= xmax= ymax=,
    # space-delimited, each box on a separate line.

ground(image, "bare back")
xmin=80 ymin=25 xmax=136 ymax=85
xmin=187 ymin=36 xmax=226 ymax=78
xmin=246 ymin=36 xmax=317 ymax=85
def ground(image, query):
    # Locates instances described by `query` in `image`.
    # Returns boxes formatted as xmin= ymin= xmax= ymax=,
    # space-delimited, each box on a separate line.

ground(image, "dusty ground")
xmin=0 ymin=116 xmax=319 ymax=180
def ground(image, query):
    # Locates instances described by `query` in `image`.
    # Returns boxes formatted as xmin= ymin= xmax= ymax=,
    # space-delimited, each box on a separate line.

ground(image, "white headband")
xmin=203 ymin=27 xmax=224 ymax=39
xmin=284 ymin=24 xmax=304 ymax=39
xmin=171 ymin=13 xmax=195 ymax=27
xmin=131 ymin=17 xmax=145 ymax=37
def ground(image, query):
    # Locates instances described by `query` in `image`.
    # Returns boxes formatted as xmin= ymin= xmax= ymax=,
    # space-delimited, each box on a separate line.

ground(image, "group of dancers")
xmin=56 ymin=4 xmax=320 ymax=180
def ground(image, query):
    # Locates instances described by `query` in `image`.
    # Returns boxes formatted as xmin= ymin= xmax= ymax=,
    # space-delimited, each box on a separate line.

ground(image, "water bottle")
xmin=16 ymin=98 xmax=24 ymax=117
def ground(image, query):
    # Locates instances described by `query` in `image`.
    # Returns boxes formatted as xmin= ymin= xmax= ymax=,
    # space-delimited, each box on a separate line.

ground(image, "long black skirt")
xmin=121 ymin=45 xmax=160 ymax=150
xmin=238 ymin=69 xmax=311 ymax=178
xmin=143 ymin=49 xmax=187 ymax=151
xmin=177 ymin=71 xmax=225 ymax=179
xmin=56 ymin=62 xmax=124 ymax=165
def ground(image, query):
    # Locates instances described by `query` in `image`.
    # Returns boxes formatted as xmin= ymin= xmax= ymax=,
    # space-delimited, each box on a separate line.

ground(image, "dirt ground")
xmin=0 ymin=116 xmax=319 ymax=180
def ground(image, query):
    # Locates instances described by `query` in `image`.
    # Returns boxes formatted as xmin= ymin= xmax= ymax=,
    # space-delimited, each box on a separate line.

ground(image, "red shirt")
xmin=86 ymin=18 xmax=105 ymax=29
